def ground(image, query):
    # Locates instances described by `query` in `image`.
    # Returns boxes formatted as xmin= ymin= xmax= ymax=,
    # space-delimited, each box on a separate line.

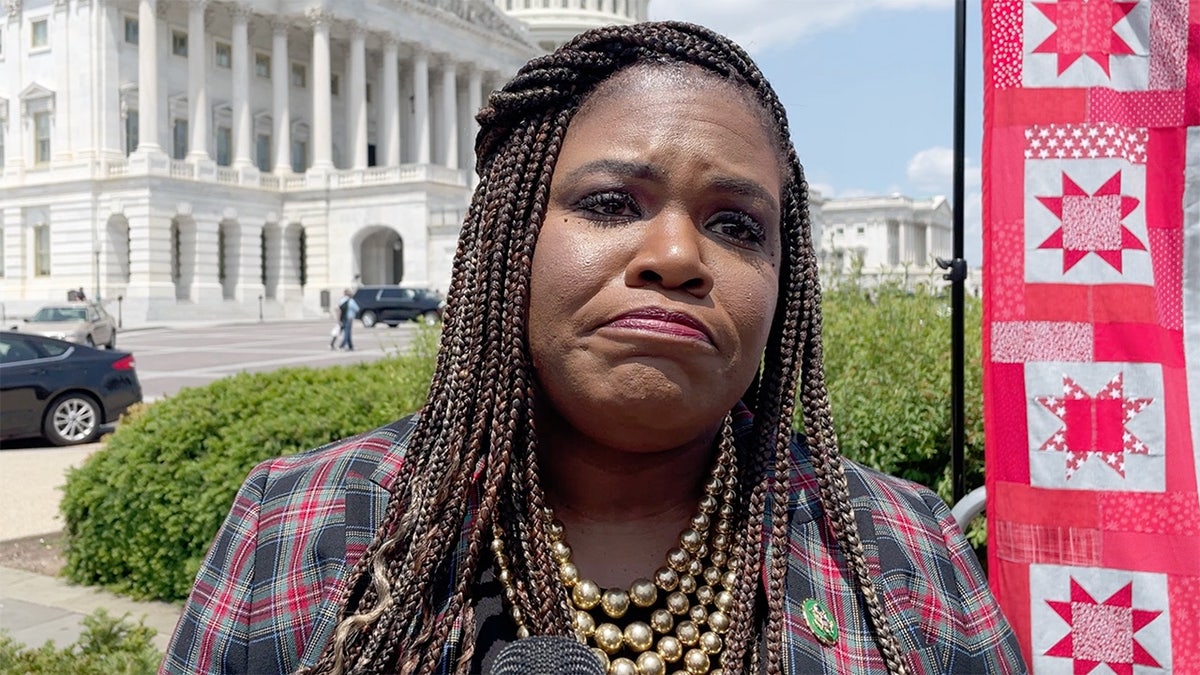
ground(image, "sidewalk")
xmin=0 ymin=564 xmax=182 ymax=652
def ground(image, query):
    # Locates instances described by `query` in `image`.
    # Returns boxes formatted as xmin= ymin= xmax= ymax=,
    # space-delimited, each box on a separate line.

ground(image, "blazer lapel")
xmin=296 ymin=471 xmax=391 ymax=668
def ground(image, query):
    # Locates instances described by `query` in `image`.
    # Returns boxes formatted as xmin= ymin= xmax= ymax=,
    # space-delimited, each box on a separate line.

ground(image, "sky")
xmin=646 ymin=0 xmax=987 ymax=266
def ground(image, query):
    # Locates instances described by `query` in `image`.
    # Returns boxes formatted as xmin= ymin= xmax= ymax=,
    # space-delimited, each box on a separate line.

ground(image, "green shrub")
xmin=60 ymin=329 xmax=439 ymax=602
xmin=816 ymin=279 xmax=985 ymax=527
xmin=0 ymin=609 xmax=161 ymax=675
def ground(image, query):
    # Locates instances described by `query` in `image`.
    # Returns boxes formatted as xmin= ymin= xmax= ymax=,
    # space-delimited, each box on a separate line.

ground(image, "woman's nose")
xmin=624 ymin=212 xmax=713 ymax=296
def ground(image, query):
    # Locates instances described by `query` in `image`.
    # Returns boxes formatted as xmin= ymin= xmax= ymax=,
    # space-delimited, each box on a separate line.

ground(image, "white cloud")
xmin=648 ymin=0 xmax=951 ymax=53
xmin=905 ymin=146 xmax=980 ymax=195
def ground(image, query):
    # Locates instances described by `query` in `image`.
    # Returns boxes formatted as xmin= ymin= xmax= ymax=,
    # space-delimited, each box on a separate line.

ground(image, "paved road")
xmin=0 ymin=319 xmax=422 ymax=539
xmin=122 ymin=319 xmax=419 ymax=402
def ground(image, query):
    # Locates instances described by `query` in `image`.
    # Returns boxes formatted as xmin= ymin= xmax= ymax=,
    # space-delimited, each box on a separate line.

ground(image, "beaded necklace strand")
xmin=492 ymin=416 xmax=741 ymax=675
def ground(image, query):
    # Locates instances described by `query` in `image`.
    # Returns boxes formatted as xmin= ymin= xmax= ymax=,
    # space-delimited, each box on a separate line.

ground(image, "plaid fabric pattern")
xmin=162 ymin=411 xmax=1025 ymax=674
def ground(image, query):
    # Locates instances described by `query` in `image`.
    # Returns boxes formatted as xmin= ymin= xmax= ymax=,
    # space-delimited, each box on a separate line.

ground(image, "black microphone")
xmin=488 ymin=636 xmax=605 ymax=675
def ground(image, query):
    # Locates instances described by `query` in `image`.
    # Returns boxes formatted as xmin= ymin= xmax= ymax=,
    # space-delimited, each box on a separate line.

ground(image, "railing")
xmin=30 ymin=157 xmax=467 ymax=192
xmin=169 ymin=160 xmax=192 ymax=179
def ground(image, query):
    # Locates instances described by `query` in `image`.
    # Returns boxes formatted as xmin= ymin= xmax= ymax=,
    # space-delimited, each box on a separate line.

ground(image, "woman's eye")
xmin=708 ymin=211 xmax=768 ymax=247
xmin=575 ymin=191 xmax=641 ymax=220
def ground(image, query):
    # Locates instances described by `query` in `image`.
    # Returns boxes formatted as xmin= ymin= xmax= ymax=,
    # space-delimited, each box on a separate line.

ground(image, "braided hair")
xmin=305 ymin=21 xmax=908 ymax=675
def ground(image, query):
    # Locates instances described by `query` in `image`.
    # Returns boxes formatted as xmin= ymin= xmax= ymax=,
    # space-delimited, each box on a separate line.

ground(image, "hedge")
xmin=60 ymin=329 xmax=438 ymax=601
xmin=62 ymin=286 xmax=982 ymax=603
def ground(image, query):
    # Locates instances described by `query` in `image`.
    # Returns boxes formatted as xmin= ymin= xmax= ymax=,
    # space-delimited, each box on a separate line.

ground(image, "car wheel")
xmin=361 ymin=310 xmax=377 ymax=328
xmin=420 ymin=311 xmax=440 ymax=326
xmin=43 ymin=393 xmax=102 ymax=446
xmin=85 ymin=335 xmax=96 ymax=348
xmin=386 ymin=322 xmax=400 ymax=328
xmin=106 ymin=331 xmax=117 ymax=350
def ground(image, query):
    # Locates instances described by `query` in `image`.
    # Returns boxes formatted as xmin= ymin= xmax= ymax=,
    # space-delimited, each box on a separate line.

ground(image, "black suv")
xmin=351 ymin=286 xmax=445 ymax=327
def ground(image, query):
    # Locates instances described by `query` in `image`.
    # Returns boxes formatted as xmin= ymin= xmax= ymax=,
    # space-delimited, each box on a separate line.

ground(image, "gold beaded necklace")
xmin=492 ymin=416 xmax=741 ymax=675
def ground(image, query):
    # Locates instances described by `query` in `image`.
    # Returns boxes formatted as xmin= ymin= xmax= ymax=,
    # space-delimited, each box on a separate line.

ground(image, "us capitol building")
xmin=0 ymin=0 xmax=952 ymax=323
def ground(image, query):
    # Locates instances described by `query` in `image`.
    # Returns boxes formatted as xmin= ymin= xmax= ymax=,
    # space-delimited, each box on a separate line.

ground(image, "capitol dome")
xmin=496 ymin=0 xmax=650 ymax=51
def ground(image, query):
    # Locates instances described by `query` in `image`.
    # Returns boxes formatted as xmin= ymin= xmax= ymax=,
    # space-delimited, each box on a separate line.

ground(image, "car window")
xmin=0 ymin=336 xmax=42 ymax=364
xmin=38 ymin=340 xmax=70 ymax=357
xmin=379 ymin=288 xmax=402 ymax=299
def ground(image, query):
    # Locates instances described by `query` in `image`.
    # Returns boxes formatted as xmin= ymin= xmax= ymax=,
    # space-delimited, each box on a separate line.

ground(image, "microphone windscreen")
xmin=488 ymin=636 xmax=605 ymax=675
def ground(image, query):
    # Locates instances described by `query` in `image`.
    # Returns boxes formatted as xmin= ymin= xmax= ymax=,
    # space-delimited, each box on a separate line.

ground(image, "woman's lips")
xmin=602 ymin=308 xmax=713 ymax=344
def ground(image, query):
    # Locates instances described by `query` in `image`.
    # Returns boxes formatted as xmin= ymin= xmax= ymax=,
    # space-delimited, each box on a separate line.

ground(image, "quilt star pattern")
xmin=983 ymin=1 xmax=1200 ymax=672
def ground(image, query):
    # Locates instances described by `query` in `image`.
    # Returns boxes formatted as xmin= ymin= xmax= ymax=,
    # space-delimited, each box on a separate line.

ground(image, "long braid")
xmin=305 ymin=21 xmax=908 ymax=675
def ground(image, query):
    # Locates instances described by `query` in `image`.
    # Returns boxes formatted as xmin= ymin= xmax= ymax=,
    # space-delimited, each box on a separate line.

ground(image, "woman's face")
xmin=527 ymin=66 xmax=784 ymax=452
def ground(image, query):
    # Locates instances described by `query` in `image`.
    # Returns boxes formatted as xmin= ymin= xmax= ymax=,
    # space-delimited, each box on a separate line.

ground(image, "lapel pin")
xmin=802 ymin=598 xmax=839 ymax=646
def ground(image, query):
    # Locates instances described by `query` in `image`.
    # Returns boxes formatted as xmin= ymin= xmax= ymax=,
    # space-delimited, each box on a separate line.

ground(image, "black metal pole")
xmin=939 ymin=0 xmax=968 ymax=504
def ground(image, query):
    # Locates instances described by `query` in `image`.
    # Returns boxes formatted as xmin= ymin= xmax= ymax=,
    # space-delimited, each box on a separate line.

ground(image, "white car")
xmin=15 ymin=302 xmax=119 ymax=349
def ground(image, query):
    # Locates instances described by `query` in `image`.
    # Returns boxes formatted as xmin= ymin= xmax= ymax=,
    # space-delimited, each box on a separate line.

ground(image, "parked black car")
xmin=0 ymin=331 xmax=143 ymax=446
xmin=351 ymin=286 xmax=445 ymax=327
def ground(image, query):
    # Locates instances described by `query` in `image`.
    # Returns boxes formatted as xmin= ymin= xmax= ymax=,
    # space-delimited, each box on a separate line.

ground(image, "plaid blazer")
xmin=162 ymin=413 xmax=1026 ymax=674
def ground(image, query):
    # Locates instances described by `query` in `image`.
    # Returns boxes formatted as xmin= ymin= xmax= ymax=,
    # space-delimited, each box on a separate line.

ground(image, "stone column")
xmin=271 ymin=19 xmax=290 ymax=172
xmin=467 ymin=67 xmax=482 ymax=183
xmin=412 ymin=48 xmax=430 ymax=165
xmin=440 ymin=60 xmax=458 ymax=169
xmin=381 ymin=37 xmax=400 ymax=167
xmin=52 ymin=0 xmax=70 ymax=161
xmin=347 ymin=23 xmax=367 ymax=170
xmin=308 ymin=10 xmax=333 ymax=171
xmin=126 ymin=201 xmax=173 ymax=297
xmin=237 ymin=219 xmax=264 ymax=303
xmin=230 ymin=4 xmax=253 ymax=169
xmin=2 ymin=15 xmax=22 ymax=173
xmin=191 ymin=216 xmax=222 ymax=303
xmin=186 ymin=0 xmax=210 ymax=162
xmin=136 ymin=0 xmax=162 ymax=154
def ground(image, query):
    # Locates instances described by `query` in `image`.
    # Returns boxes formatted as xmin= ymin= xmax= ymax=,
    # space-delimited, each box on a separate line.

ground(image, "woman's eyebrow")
xmin=560 ymin=159 xmax=662 ymax=183
xmin=708 ymin=175 xmax=780 ymax=213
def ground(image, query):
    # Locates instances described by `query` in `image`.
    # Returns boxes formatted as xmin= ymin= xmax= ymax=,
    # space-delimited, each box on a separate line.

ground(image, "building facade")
xmin=0 ymin=0 xmax=545 ymax=322
xmin=493 ymin=0 xmax=647 ymax=51
xmin=818 ymin=194 xmax=959 ymax=288
xmin=0 ymin=0 xmax=956 ymax=324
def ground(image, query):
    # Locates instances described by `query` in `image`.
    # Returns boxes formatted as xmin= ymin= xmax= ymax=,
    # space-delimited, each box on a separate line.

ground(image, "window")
xmin=298 ymin=229 xmax=307 ymax=287
xmin=255 ymin=52 xmax=270 ymax=78
xmin=172 ymin=30 xmax=188 ymax=56
xmin=0 ymin=226 xmax=5 ymax=277
xmin=123 ymin=17 xmax=138 ymax=44
xmin=170 ymin=221 xmax=182 ymax=282
xmin=216 ymin=127 xmax=231 ymax=166
xmin=330 ymin=73 xmax=339 ymax=96
xmin=255 ymin=133 xmax=270 ymax=172
xmin=290 ymin=62 xmax=306 ymax=87
xmin=260 ymin=229 xmax=267 ymax=288
xmin=366 ymin=82 xmax=372 ymax=103
xmin=31 ymin=19 xmax=48 ymax=49
xmin=217 ymin=227 xmax=227 ymax=283
xmin=33 ymin=222 xmax=50 ymax=276
xmin=290 ymin=139 xmax=307 ymax=173
xmin=33 ymin=111 xmax=51 ymax=164
xmin=124 ymin=110 xmax=139 ymax=156
xmin=173 ymin=119 xmax=188 ymax=160
xmin=215 ymin=41 xmax=231 ymax=68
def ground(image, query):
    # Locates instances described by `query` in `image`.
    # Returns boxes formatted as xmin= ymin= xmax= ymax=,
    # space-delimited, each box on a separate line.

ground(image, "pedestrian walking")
xmin=336 ymin=289 xmax=358 ymax=351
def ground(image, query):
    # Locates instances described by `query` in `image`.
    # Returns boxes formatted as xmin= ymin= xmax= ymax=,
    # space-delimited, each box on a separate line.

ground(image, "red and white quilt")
xmin=982 ymin=1 xmax=1200 ymax=672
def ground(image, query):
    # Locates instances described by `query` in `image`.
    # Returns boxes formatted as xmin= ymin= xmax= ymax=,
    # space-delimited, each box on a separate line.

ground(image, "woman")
xmin=162 ymin=22 xmax=1025 ymax=675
